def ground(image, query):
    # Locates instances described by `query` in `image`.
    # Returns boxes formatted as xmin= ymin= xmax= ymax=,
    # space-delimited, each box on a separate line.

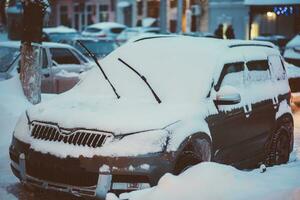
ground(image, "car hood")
xmin=27 ymin=94 xmax=207 ymax=135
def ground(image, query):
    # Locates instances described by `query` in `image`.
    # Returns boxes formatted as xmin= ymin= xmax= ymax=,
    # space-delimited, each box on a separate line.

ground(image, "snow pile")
xmin=0 ymin=76 xmax=31 ymax=144
xmin=111 ymin=162 xmax=300 ymax=200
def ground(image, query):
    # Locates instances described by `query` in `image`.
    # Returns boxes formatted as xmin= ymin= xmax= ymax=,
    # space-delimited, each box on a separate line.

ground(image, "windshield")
xmin=0 ymin=46 xmax=19 ymax=73
xmin=75 ymin=40 xmax=117 ymax=58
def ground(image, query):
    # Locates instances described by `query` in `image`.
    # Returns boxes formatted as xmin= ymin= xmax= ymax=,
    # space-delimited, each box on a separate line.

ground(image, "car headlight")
xmin=99 ymin=129 xmax=169 ymax=157
xmin=13 ymin=112 xmax=31 ymax=144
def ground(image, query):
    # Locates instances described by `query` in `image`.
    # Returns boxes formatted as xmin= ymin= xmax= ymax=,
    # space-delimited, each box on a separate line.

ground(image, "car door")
xmin=242 ymin=59 xmax=277 ymax=164
xmin=207 ymin=61 xmax=254 ymax=166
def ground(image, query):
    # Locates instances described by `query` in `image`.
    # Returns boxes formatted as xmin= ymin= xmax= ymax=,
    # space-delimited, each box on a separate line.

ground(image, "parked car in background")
xmin=82 ymin=22 xmax=126 ymax=39
xmin=42 ymin=26 xmax=80 ymax=43
xmin=253 ymin=34 xmax=289 ymax=54
xmin=10 ymin=37 xmax=293 ymax=199
xmin=116 ymin=27 xmax=160 ymax=45
xmin=284 ymin=34 xmax=300 ymax=67
xmin=71 ymin=38 xmax=118 ymax=60
xmin=0 ymin=41 xmax=93 ymax=93
xmin=284 ymin=34 xmax=300 ymax=106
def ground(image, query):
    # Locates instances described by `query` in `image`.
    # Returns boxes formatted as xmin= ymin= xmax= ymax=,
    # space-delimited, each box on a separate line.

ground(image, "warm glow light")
xmin=266 ymin=11 xmax=276 ymax=20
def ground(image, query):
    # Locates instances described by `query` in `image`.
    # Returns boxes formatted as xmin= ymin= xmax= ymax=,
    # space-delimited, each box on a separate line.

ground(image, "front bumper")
xmin=9 ymin=137 xmax=176 ymax=198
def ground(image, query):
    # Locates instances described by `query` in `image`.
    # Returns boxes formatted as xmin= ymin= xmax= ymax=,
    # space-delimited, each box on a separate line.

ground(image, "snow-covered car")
xmin=9 ymin=37 xmax=293 ymax=199
xmin=0 ymin=41 xmax=93 ymax=93
xmin=284 ymin=35 xmax=300 ymax=106
xmin=116 ymin=27 xmax=160 ymax=45
xmin=42 ymin=26 xmax=80 ymax=43
xmin=284 ymin=34 xmax=300 ymax=67
xmin=71 ymin=37 xmax=118 ymax=60
xmin=82 ymin=22 xmax=126 ymax=39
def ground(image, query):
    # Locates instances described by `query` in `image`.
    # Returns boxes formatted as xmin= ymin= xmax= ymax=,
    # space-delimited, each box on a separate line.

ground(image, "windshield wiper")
xmin=76 ymin=40 xmax=120 ymax=99
xmin=118 ymin=58 xmax=161 ymax=104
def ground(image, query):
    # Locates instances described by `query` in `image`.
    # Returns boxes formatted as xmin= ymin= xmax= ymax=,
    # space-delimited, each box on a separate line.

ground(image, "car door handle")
xmin=44 ymin=73 xmax=50 ymax=78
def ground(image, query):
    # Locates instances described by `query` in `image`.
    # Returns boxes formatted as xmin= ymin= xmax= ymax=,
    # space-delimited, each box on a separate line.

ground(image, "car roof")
xmin=43 ymin=26 xmax=78 ymax=34
xmin=87 ymin=22 xmax=126 ymax=29
xmin=0 ymin=41 xmax=75 ymax=49
xmin=92 ymin=36 xmax=279 ymax=102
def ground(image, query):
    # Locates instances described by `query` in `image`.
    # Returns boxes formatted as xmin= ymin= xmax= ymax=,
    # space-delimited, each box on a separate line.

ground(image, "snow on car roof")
xmin=87 ymin=22 xmax=126 ymax=29
xmin=77 ymin=36 xmax=276 ymax=103
xmin=43 ymin=26 xmax=78 ymax=34
xmin=0 ymin=41 xmax=75 ymax=49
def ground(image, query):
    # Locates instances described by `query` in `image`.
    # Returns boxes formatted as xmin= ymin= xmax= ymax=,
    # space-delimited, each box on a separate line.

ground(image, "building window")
xmin=99 ymin=5 xmax=109 ymax=22
xmin=87 ymin=5 xmax=96 ymax=25
xmin=59 ymin=5 xmax=70 ymax=26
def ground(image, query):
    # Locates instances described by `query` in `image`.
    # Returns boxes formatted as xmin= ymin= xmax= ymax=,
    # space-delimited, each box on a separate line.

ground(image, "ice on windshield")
xmin=0 ymin=46 xmax=19 ymax=73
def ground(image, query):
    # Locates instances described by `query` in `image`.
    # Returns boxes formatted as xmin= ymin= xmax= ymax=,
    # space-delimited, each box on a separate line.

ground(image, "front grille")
xmin=30 ymin=122 xmax=113 ymax=148
xmin=26 ymin=150 xmax=98 ymax=187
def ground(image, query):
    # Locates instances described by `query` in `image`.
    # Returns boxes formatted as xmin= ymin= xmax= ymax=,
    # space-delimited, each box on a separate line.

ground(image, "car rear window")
xmin=85 ymin=27 xmax=102 ymax=33
xmin=111 ymin=27 xmax=125 ymax=34
xmin=50 ymin=48 xmax=80 ymax=65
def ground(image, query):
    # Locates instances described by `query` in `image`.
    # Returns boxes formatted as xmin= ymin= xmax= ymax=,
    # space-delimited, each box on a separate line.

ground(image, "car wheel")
xmin=174 ymin=138 xmax=211 ymax=174
xmin=266 ymin=119 xmax=293 ymax=166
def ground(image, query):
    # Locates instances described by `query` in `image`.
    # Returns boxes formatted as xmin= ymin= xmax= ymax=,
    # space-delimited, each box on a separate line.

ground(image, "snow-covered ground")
xmin=0 ymin=76 xmax=300 ymax=200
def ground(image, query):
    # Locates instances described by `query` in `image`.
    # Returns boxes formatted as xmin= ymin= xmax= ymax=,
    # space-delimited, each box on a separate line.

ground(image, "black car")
xmin=9 ymin=37 xmax=293 ymax=199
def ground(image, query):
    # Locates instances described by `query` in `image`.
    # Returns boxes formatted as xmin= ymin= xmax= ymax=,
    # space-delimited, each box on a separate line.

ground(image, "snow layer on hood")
xmin=115 ymin=162 xmax=300 ymax=200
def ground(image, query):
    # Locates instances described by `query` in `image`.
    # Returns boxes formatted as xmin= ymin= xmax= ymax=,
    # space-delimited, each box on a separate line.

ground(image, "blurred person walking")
xmin=225 ymin=25 xmax=235 ymax=39
xmin=214 ymin=24 xmax=224 ymax=39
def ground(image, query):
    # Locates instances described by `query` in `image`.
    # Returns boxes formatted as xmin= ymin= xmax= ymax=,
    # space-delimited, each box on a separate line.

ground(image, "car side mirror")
xmin=214 ymin=85 xmax=241 ymax=105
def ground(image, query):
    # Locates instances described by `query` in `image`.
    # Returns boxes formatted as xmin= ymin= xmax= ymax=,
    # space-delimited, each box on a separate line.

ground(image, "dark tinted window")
xmin=247 ymin=60 xmax=269 ymax=71
xmin=85 ymin=27 xmax=102 ymax=33
xmin=50 ymin=48 xmax=80 ymax=65
xmin=111 ymin=27 xmax=125 ymax=34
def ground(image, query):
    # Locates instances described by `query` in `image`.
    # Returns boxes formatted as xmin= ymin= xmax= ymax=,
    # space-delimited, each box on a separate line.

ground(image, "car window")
xmin=42 ymin=49 xmax=48 ymax=69
xmin=246 ymin=60 xmax=271 ymax=81
xmin=215 ymin=62 xmax=244 ymax=90
xmin=110 ymin=27 xmax=125 ymax=34
xmin=50 ymin=48 xmax=81 ymax=65
xmin=268 ymin=55 xmax=286 ymax=80
xmin=71 ymin=49 xmax=89 ymax=63
xmin=85 ymin=27 xmax=102 ymax=33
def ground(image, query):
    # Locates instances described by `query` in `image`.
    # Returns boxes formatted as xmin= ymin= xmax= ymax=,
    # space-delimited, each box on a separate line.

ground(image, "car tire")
xmin=174 ymin=137 xmax=211 ymax=174
xmin=266 ymin=117 xmax=293 ymax=166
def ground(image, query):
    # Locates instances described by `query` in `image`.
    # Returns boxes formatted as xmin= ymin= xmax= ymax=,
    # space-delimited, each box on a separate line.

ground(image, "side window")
xmin=268 ymin=55 xmax=286 ymax=80
xmin=246 ymin=60 xmax=271 ymax=82
xmin=49 ymin=48 xmax=81 ymax=65
xmin=215 ymin=62 xmax=244 ymax=91
xmin=42 ymin=49 xmax=48 ymax=69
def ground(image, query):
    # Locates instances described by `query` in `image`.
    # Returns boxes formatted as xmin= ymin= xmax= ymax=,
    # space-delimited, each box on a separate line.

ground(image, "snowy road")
xmin=0 ymin=77 xmax=300 ymax=200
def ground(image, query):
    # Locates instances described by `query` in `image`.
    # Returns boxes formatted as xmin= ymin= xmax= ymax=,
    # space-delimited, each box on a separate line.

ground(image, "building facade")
xmin=209 ymin=0 xmax=249 ymax=39
xmin=48 ymin=0 xmax=116 ymax=31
